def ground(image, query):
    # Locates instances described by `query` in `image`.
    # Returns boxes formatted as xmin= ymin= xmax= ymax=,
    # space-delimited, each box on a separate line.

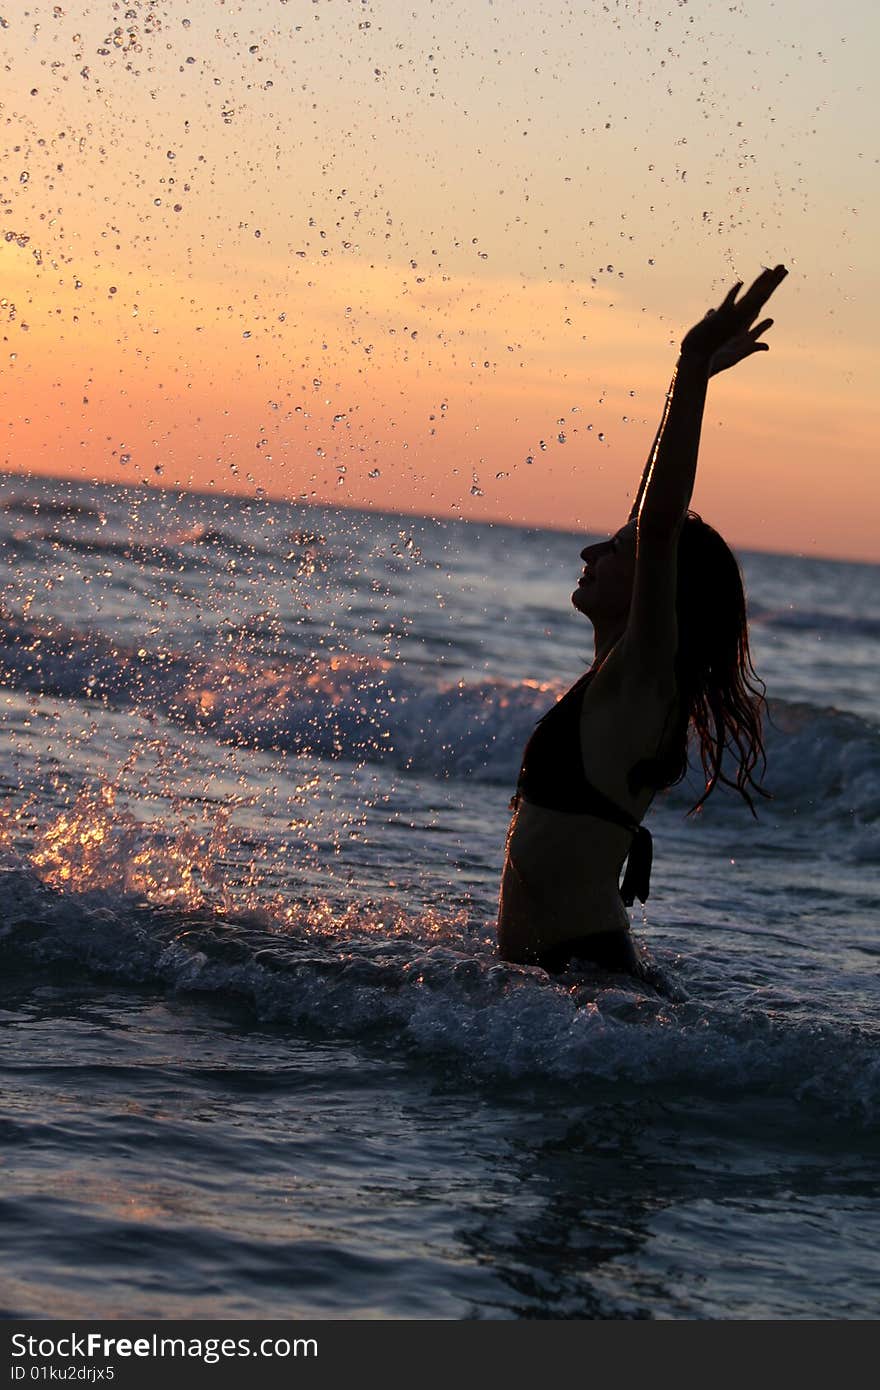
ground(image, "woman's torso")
xmin=497 ymin=659 xmax=678 ymax=965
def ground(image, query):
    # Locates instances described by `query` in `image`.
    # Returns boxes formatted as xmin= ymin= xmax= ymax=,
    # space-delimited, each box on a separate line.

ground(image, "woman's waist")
xmin=498 ymin=853 xmax=631 ymax=958
xmin=502 ymin=838 xmax=631 ymax=916
xmin=508 ymin=796 xmax=636 ymax=865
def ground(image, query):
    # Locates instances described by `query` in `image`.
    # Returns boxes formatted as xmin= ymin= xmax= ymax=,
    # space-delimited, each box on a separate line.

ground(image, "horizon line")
xmin=1 ymin=466 xmax=875 ymax=569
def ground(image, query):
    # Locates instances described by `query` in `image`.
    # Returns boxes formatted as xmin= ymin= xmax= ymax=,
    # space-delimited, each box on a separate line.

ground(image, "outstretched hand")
xmin=681 ymin=265 xmax=787 ymax=375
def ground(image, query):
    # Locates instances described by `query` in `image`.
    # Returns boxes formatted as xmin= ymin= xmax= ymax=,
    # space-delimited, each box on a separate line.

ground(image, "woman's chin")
xmin=571 ymin=585 xmax=593 ymax=614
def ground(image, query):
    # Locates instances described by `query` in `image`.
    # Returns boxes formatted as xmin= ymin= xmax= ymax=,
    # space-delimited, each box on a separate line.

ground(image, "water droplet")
xmin=119 ymin=452 xmax=131 ymax=465
xmin=368 ymin=468 xmax=381 ymax=479
xmin=598 ymin=432 xmax=605 ymax=442
xmin=557 ymin=432 xmax=566 ymax=444
xmin=525 ymin=455 xmax=534 ymax=466
xmin=19 ymin=171 xmax=30 ymax=184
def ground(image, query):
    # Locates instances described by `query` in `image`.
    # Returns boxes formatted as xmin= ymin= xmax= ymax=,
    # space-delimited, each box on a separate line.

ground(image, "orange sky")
xmin=2 ymin=0 xmax=878 ymax=560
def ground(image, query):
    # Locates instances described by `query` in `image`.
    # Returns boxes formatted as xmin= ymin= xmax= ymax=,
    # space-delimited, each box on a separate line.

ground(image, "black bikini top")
xmin=514 ymin=670 xmax=653 ymax=906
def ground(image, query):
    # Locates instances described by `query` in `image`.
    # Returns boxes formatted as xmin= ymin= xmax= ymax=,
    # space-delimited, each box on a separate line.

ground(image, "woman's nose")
xmin=580 ymin=541 xmax=603 ymax=562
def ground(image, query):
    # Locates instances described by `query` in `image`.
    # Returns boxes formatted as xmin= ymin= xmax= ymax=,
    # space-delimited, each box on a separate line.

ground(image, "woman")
xmin=498 ymin=265 xmax=788 ymax=975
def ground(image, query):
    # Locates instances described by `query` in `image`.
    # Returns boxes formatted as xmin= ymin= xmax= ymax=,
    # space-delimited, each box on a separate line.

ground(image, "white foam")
xmin=3 ymin=868 xmax=877 ymax=1128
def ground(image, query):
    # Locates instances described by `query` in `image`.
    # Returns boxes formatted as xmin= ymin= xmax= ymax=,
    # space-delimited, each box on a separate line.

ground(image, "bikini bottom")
xmin=536 ymin=930 xmax=642 ymax=977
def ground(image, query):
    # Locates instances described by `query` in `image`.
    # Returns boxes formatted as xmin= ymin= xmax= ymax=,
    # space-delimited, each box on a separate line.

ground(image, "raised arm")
xmin=620 ymin=266 xmax=787 ymax=677
xmin=628 ymin=377 xmax=674 ymax=523
xmin=628 ymin=271 xmax=786 ymax=522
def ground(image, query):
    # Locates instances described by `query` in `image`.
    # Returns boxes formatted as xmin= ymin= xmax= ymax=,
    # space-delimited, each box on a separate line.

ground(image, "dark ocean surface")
xmin=1 ymin=475 xmax=878 ymax=1318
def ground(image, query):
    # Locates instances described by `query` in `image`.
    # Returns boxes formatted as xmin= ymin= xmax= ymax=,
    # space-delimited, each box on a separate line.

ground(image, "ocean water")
xmin=1 ymin=473 xmax=878 ymax=1320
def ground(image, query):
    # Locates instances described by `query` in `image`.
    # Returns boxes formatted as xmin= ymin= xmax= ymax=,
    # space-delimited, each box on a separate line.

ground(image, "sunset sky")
xmin=2 ymin=0 xmax=877 ymax=560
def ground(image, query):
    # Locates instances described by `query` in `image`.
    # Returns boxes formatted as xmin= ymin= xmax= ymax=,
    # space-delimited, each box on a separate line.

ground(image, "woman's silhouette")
xmin=498 ymin=265 xmax=788 ymax=974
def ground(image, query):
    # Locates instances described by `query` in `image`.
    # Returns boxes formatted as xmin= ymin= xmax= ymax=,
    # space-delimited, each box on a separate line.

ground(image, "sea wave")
xmin=762 ymin=699 xmax=880 ymax=826
xmin=1 ymin=610 xmax=878 ymax=826
xmin=1 ymin=867 xmax=877 ymax=1126
xmin=0 ymin=518 xmax=325 ymax=568
xmin=0 ymin=496 xmax=104 ymax=522
xmin=750 ymin=603 xmax=880 ymax=642
xmin=6 ymin=530 xmax=225 ymax=571
xmin=0 ymin=608 xmax=550 ymax=779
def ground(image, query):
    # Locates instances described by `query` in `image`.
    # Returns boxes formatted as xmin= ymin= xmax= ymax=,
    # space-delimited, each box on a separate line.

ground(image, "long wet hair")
xmin=633 ymin=512 xmax=769 ymax=815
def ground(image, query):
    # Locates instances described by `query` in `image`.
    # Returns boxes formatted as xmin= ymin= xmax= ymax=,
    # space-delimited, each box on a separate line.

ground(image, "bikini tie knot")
xmin=620 ymin=825 xmax=653 ymax=907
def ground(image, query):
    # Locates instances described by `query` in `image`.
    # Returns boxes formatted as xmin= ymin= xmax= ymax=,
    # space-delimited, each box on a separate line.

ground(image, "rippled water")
xmin=1 ymin=475 xmax=878 ymax=1318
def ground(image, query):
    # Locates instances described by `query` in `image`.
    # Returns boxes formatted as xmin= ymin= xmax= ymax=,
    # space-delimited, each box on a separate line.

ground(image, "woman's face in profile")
xmin=571 ymin=521 xmax=637 ymax=620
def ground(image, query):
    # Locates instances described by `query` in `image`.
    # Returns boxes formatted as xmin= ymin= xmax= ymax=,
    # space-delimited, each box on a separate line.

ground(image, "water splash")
xmin=24 ymin=782 xmax=230 ymax=910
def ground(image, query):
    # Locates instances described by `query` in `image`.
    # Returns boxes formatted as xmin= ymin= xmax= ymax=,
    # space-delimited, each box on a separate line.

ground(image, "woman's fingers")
xmin=713 ymin=267 xmax=784 ymax=331
xmin=683 ymin=267 xmax=785 ymax=361
xmin=739 ymin=265 xmax=787 ymax=319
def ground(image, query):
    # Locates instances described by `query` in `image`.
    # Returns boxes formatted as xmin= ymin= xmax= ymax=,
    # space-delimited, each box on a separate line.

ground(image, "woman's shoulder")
xmin=581 ymin=641 xmax=677 ymax=712
xmin=578 ymin=648 xmax=682 ymax=811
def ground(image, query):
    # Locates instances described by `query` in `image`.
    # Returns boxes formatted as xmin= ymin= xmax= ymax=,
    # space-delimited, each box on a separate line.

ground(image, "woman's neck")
xmin=592 ymin=619 xmax=627 ymax=667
